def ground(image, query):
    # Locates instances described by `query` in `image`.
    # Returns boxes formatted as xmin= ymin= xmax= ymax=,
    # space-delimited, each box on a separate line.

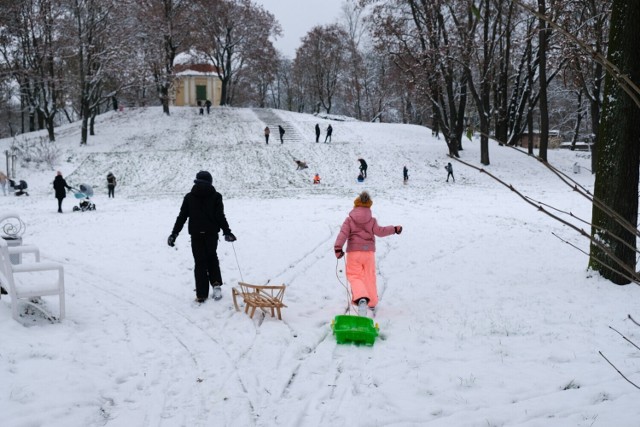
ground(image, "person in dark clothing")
xmin=403 ymin=165 xmax=409 ymax=183
xmin=315 ymin=123 xmax=321 ymax=143
xmin=205 ymin=99 xmax=212 ymax=114
xmin=445 ymin=162 xmax=455 ymax=182
xmin=264 ymin=126 xmax=270 ymax=144
xmin=168 ymin=171 xmax=237 ymax=303
xmin=278 ymin=125 xmax=285 ymax=143
xmin=358 ymin=158 xmax=368 ymax=178
xmin=107 ymin=172 xmax=117 ymax=198
xmin=295 ymin=159 xmax=308 ymax=170
xmin=53 ymin=171 xmax=72 ymax=213
xmin=325 ymin=124 xmax=333 ymax=143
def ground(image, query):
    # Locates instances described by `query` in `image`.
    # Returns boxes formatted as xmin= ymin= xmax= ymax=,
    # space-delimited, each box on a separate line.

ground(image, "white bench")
xmin=0 ymin=238 xmax=65 ymax=322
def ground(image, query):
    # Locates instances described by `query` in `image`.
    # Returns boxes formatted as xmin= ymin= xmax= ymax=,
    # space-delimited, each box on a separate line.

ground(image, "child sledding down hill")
xmin=334 ymin=191 xmax=402 ymax=316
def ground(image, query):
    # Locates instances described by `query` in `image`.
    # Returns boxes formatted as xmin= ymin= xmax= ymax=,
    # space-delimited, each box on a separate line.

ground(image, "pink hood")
xmin=334 ymin=207 xmax=395 ymax=252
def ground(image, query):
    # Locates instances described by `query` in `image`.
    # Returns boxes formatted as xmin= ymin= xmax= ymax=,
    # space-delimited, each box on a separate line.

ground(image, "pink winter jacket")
xmin=334 ymin=207 xmax=396 ymax=253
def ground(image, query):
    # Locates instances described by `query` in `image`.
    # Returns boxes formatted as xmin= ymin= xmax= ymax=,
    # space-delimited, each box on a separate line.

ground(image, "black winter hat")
xmin=194 ymin=170 xmax=213 ymax=185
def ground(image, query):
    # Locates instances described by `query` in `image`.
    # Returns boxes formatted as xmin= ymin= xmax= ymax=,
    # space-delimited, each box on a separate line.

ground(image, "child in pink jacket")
xmin=334 ymin=191 xmax=402 ymax=315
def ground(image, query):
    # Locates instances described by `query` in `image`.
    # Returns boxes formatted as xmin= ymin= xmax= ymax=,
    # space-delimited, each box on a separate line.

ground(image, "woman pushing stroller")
xmin=334 ymin=191 xmax=402 ymax=316
xmin=53 ymin=171 xmax=72 ymax=213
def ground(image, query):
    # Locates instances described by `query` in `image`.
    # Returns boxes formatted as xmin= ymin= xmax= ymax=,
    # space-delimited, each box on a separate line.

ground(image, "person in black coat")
xmin=107 ymin=172 xmax=117 ymax=198
xmin=403 ymin=165 xmax=409 ymax=183
xmin=358 ymin=158 xmax=368 ymax=178
xmin=168 ymin=171 xmax=237 ymax=303
xmin=205 ymin=99 xmax=212 ymax=114
xmin=445 ymin=162 xmax=455 ymax=182
xmin=53 ymin=171 xmax=72 ymax=213
xmin=324 ymin=124 xmax=333 ymax=143
xmin=278 ymin=125 xmax=285 ymax=143
xmin=315 ymin=123 xmax=320 ymax=143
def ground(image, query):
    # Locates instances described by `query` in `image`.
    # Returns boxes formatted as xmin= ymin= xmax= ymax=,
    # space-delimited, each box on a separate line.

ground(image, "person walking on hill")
xmin=334 ymin=191 xmax=402 ymax=316
xmin=167 ymin=171 xmax=237 ymax=303
xmin=358 ymin=158 xmax=368 ymax=178
xmin=315 ymin=123 xmax=321 ymax=143
xmin=403 ymin=165 xmax=409 ymax=183
xmin=278 ymin=125 xmax=285 ymax=144
xmin=107 ymin=172 xmax=117 ymax=198
xmin=53 ymin=171 xmax=72 ymax=213
xmin=0 ymin=171 xmax=8 ymax=196
xmin=445 ymin=162 xmax=455 ymax=182
xmin=324 ymin=124 xmax=333 ymax=143
xmin=264 ymin=126 xmax=270 ymax=144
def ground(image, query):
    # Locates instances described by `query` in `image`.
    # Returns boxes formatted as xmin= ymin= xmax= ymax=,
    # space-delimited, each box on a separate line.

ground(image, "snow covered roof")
xmin=174 ymin=63 xmax=221 ymax=77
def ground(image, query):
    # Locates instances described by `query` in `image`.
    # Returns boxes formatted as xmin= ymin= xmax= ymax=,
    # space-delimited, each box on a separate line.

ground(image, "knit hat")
xmin=194 ymin=170 xmax=213 ymax=185
xmin=354 ymin=191 xmax=373 ymax=208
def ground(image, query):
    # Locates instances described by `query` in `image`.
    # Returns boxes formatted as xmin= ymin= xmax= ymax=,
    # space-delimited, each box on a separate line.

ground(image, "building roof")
xmin=174 ymin=63 xmax=221 ymax=76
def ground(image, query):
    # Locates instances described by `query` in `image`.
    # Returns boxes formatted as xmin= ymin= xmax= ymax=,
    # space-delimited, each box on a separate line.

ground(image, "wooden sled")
xmin=232 ymin=282 xmax=287 ymax=320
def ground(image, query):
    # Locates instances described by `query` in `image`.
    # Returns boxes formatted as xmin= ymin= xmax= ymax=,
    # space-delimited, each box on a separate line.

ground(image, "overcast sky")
xmin=254 ymin=0 xmax=347 ymax=59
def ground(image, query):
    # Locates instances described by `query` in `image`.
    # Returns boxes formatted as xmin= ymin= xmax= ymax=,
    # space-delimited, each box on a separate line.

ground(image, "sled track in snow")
xmin=60 ymin=260 xmax=261 ymax=426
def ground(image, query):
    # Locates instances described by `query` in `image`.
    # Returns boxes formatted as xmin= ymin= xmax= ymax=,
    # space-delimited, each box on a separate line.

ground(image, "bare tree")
xmin=192 ymin=0 xmax=281 ymax=106
xmin=133 ymin=0 xmax=194 ymax=115
xmin=293 ymin=24 xmax=348 ymax=114
xmin=0 ymin=0 xmax=66 ymax=141
xmin=60 ymin=0 xmax=127 ymax=145
xmin=589 ymin=0 xmax=640 ymax=285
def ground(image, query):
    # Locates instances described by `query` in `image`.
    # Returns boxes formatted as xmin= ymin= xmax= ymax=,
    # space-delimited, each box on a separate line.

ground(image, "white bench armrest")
xmin=7 ymin=245 xmax=40 ymax=262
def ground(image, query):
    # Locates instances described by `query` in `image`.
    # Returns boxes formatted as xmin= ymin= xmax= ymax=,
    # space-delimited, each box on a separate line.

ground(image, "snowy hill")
xmin=1 ymin=106 xmax=581 ymax=197
xmin=1 ymin=107 xmax=639 ymax=427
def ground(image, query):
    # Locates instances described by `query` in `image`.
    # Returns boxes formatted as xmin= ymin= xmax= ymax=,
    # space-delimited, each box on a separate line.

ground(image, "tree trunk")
xmin=588 ymin=0 xmax=640 ymax=285
xmin=570 ymin=90 xmax=583 ymax=150
xmin=537 ymin=0 xmax=549 ymax=161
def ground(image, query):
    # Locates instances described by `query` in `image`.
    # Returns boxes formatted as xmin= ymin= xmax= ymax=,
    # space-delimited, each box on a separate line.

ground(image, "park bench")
xmin=232 ymin=282 xmax=287 ymax=320
xmin=0 ymin=238 xmax=65 ymax=322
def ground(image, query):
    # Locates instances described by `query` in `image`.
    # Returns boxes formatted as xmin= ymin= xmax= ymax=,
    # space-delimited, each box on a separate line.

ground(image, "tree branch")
xmin=599 ymin=351 xmax=640 ymax=390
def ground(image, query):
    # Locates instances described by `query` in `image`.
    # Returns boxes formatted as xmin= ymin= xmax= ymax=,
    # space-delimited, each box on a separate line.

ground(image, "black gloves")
xmin=224 ymin=232 xmax=237 ymax=242
xmin=167 ymin=234 xmax=177 ymax=247
xmin=335 ymin=248 xmax=344 ymax=259
xmin=395 ymin=226 xmax=403 ymax=235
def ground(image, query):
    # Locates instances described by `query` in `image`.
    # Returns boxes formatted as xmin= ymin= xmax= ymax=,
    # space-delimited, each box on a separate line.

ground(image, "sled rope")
xmin=231 ymin=242 xmax=244 ymax=282
xmin=335 ymin=257 xmax=353 ymax=315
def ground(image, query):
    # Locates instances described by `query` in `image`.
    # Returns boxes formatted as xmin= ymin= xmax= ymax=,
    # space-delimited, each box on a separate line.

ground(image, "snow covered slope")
xmin=1 ymin=107 xmax=638 ymax=427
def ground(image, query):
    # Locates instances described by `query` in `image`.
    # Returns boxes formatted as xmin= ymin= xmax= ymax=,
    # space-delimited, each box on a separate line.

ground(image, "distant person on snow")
xmin=279 ymin=125 xmax=285 ymax=143
xmin=403 ymin=165 xmax=409 ymax=183
xmin=445 ymin=162 xmax=455 ymax=183
xmin=264 ymin=126 xmax=270 ymax=144
xmin=324 ymin=124 xmax=333 ymax=143
xmin=205 ymin=99 xmax=212 ymax=114
xmin=295 ymin=160 xmax=308 ymax=170
xmin=53 ymin=171 xmax=72 ymax=213
xmin=168 ymin=171 xmax=237 ymax=303
xmin=107 ymin=172 xmax=117 ymax=198
xmin=313 ymin=173 xmax=321 ymax=184
xmin=315 ymin=123 xmax=321 ymax=143
xmin=334 ymin=191 xmax=402 ymax=316
xmin=358 ymin=158 xmax=368 ymax=178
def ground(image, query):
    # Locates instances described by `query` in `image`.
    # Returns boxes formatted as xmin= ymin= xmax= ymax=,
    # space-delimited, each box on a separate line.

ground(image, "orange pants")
xmin=346 ymin=251 xmax=378 ymax=307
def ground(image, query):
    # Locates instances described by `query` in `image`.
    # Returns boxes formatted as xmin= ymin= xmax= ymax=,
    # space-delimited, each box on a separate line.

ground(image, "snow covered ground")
xmin=1 ymin=107 xmax=639 ymax=427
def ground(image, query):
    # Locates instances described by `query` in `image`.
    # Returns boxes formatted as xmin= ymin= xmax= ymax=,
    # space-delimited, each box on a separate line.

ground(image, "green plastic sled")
xmin=332 ymin=314 xmax=379 ymax=346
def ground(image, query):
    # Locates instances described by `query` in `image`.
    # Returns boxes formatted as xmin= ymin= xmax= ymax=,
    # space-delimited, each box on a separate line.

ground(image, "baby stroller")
xmin=72 ymin=184 xmax=96 ymax=212
xmin=8 ymin=179 xmax=29 ymax=196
